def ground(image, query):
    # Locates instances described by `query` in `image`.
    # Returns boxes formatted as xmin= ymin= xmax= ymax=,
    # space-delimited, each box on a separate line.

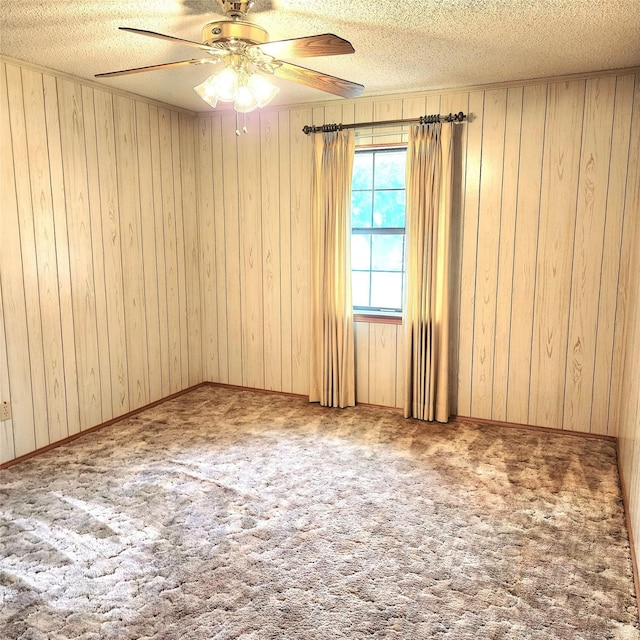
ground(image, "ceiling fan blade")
xmin=119 ymin=27 xmax=217 ymax=53
xmin=96 ymin=59 xmax=210 ymax=78
xmin=255 ymin=34 xmax=355 ymax=59
xmin=273 ymin=61 xmax=364 ymax=98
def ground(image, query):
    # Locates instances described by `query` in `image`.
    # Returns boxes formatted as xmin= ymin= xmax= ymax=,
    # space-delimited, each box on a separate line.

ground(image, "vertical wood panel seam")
xmin=24 ymin=70 xmax=49 ymax=442
xmin=193 ymin=117 xmax=200 ymax=382
xmin=288 ymin=108 xmax=294 ymax=392
xmin=169 ymin=116 xmax=183 ymax=386
xmin=527 ymin=83 xmax=550 ymax=425
xmin=17 ymin=69 xmax=49 ymax=442
xmin=134 ymin=102 xmax=152 ymax=400
xmin=89 ymin=87 xmax=113 ymax=419
xmin=211 ymin=120 xmax=219 ymax=382
xmin=191 ymin=118 xmax=199 ymax=381
xmin=84 ymin=87 xmax=111 ymax=421
xmin=259 ymin=113 xmax=267 ymax=388
xmin=221 ymin=124 xmax=230 ymax=383
xmin=79 ymin=84 xmax=104 ymax=423
xmin=23 ymin=69 xmax=52 ymax=442
xmin=136 ymin=102 xmax=152 ymax=397
xmin=194 ymin=117 xmax=203 ymax=383
xmin=452 ymin=93 xmax=471 ymax=415
xmin=607 ymin=73 xmax=637 ymax=432
xmin=176 ymin=117 xmax=188 ymax=389
xmin=469 ymin=91 xmax=487 ymax=414
xmin=234 ymin=133 xmax=244 ymax=384
xmin=393 ymin=325 xmax=399 ymax=408
xmin=0 ymin=273 xmax=16 ymax=457
xmin=178 ymin=118 xmax=190 ymax=384
xmin=17 ymin=68 xmax=49 ymax=442
xmin=55 ymin=77 xmax=82 ymax=430
xmin=187 ymin=116 xmax=199 ymax=383
xmin=149 ymin=106 xmax=165 ymax=394
xmin=196 ymin=118 xmax=204 ymax=380
xmin=504 ymin=88 xmax=526 ymax=418
xmin=47 ymin=74 xmax=79 ymax=433
xmin=368 ymin=325 xmax=373 ymax=402
xmin=196 ymin=119 xmax=207 ymax=381
xmin=561 ymin=80 xmax=587 ymax=431
xmin=367 ymin=325 xmax=373 ymax=404
xmin=211 ymin=119 xmax=222 ymax=382
xmin=160 ymin=110 xmax=174 ymax=393
xmin=588 ymin=78 xmax=618 ymax=432
xmin=0 ymin=64 xmax=18 ymax=451
xmin=220 ymin=118 xmax=227 ymax=382
xmin=490 ymin=90 xmax=509 ymax=419
xmin=109 ymin=94 xmax=131 ymax=400
xmin=275 ymin=113 xmax=283 ymax=391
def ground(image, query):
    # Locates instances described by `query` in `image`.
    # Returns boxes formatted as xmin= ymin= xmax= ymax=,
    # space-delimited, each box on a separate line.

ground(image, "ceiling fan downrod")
xmin=218 ymin=0 xmax=255 ymax=19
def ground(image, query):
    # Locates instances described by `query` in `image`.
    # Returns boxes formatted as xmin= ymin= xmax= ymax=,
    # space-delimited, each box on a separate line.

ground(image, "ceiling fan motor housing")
xmin=202 ymin=20 xmax=269 ymax=46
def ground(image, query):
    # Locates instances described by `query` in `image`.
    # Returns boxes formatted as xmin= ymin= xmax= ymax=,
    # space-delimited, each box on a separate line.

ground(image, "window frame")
xmin=351 ymin=143 xmax=407 ymax=323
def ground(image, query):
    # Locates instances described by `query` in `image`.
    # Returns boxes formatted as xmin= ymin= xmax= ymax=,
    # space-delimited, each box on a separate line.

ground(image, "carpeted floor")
xmin=1 ymin=385 xmax=638 ymax=639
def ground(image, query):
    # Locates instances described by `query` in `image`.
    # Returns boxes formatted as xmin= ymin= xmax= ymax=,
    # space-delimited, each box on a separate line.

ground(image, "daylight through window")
xmin=351 ymin=147 xmax=407 ymax=315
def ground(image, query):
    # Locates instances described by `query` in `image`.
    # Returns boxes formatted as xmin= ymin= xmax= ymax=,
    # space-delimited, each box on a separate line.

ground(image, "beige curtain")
xmin=403 ymin=122 xmax=454 ymax=422
xmin=309 ymin=130 xmax=356 ymax=408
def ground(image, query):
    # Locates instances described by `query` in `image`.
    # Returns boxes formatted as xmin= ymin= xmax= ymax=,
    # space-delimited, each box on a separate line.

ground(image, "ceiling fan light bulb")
xmin=234 ymin=85 xmax=258 ymax=113
xmin=194 ymin=76 xmax=220 ymax=108
xmin=248 ymin=73 xmax=279 ymax=108
xmin=214 ymin=66 xmax=239 ymax=102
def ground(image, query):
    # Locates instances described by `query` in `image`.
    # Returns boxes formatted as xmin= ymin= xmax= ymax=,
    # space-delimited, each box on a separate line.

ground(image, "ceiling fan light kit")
xmin=96 ymin=0 xmax=363 ymax=131
xmin=194 ymin=59 xmax=280 ymax=113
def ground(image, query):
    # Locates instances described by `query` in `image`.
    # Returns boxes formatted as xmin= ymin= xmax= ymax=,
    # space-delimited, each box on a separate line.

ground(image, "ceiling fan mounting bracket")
xmin=218 ymin=0 xmax=255 ymax=20
xmin=202 ymin=20 xmax=269 ymax=46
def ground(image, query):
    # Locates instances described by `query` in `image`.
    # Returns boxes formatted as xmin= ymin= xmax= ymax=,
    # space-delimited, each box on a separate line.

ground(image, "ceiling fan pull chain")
xmin=234 ymin=111 xmax=249 ymax=135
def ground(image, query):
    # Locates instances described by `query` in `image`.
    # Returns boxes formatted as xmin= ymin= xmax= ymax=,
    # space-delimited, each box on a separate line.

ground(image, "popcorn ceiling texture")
xmin=1 ymin=0 xmax=639 ymax=111
xmin=0 ymin=386 xmax=638 ymax=639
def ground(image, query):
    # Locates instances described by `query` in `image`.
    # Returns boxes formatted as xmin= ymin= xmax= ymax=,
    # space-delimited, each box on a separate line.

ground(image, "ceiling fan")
xmin=96 ymin=0 xmax=364 ymax=113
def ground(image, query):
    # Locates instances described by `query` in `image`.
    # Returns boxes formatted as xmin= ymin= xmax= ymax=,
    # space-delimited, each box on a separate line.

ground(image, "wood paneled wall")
xmin=1 ymin=59 xmax=637 ymax=462
xmin=197 ymin=108 xmax=312 ymax=394
xmin=197 ymin=71 xmax=639 ymax=437
xmin=0 ymin=61 xmax=202 ymax=463
xmin=619 ymin=225 xmax=640 ymax=579
xmin=617 ymin=77 xmax=640 ymax=576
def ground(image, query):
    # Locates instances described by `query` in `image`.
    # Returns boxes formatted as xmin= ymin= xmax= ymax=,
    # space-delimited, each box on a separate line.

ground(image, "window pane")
xmin=370 ymin=272 xmax=403 ymax=310
xmin=352 ymin=271 xmax=371 ymax=308
xmin=352 ymin=153 xmax=373 ymax=190
xmin=351 ymin=147 xmax=407 ymax=315
xmin=374 ymin=151 xmax=405 ymax=189
xmin=372 ymin=234 xmax=404 ymax=271
xmin=351 ymin=234 xmax=371 ymax=270
xmin=352 ymin=190 xmax=372 ymax=228
xmin=373 ymin=189 xmax=405 ymax=228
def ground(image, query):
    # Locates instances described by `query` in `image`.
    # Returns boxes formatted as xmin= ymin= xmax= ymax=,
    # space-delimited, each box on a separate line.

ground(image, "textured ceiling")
xmin=2 ymin=0 xmax=640 ymax=113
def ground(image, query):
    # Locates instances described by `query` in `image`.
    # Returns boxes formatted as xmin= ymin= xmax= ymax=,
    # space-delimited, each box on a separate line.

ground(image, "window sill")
xmin=354 ymin=314 xmax=402 ymax=325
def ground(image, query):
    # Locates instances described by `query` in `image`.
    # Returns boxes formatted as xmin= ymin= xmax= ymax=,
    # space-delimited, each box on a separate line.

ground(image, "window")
xmin=351 ymin=146 xmax=407 ymax=316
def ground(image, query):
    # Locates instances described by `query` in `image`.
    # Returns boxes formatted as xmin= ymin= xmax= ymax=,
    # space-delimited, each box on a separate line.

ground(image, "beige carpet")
xmin=1 ymin=385 xmax=638 ymax=639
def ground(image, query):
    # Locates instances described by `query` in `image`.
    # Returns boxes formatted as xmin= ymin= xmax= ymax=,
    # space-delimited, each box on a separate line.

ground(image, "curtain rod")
xmin=302 ymin=111 xmax=467 ymax=135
